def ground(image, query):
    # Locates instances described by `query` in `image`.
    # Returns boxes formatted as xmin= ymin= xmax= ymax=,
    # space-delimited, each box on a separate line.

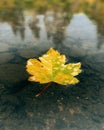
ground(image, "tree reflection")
xmin=28 ymin=15 xmax=40 ymax=39
xmin=44 ymin=11 xmax=71 ymax=49
xmin=0 ymin=6 xmax=25 ymax=39
xmin=10 ymin=9 xmax=25 ymax=40
xmin=0 ymin=0 xmax=104 ymax=48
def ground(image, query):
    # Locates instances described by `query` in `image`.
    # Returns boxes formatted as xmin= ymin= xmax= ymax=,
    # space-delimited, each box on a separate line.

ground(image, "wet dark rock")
xmin=1 ymin=95 xmax=20 ymax=105
xmin=54 ymin=118 xmax=67 ymax=129
xmin=0 ymin=83 xmax=7 ymax=94
xmin=0 ymin=52 xmax=14 ymax=64
xmin=17 ymin=48 xmax=38 ymax=59
xmin=85 ymin=53 xmax=104 ymax=63
xmin=99 ymin=87 xmax=104 ymax=103
xmin=0 ymin=64 xmax=28 ymax=84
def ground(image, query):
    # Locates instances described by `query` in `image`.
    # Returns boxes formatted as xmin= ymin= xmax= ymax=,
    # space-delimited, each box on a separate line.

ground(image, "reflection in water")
xmin=97 ymin=35 xmax=104 ymax=50
xmin=44 ymin=11 xmax=71 ymax=49
xmin=0 ymin=1 xmax=104 ymax=52
xmin=23 ymin=11 xmax=71 ymax=50
xmin=10 ymin=9 xmax=25 ymax=40
xmin=0 ymin=10 xmax=104 ymax=54
xmin=65 ymin=13 xmax=97 ymax=55
xmin=0 ymin=0 xmax=104 ymax=35
xmin=44 ymin=11 xmax=55 ymax=39
xmin=0 ymin=8 xmax=25 ymax=39
xmin=28 ymin=15 xmax=40 ymax=39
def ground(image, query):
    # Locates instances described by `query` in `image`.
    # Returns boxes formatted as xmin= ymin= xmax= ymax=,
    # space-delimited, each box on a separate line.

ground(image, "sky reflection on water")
xmin=0 ymin=10 xmax=104 ymax=57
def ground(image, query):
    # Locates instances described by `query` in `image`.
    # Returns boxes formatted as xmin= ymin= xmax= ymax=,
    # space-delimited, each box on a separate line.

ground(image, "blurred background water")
xmin=0 ymin=0 xmax=104 ymax=130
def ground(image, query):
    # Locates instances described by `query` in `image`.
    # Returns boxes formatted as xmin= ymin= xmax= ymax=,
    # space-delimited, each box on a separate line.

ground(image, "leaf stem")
xmin=35 ymin=82 xmax=52 ymax=97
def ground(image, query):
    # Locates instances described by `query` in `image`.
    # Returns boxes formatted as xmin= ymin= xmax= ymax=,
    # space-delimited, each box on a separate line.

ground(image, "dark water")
xmin=0 ymin=1 xmax=104 ymax=130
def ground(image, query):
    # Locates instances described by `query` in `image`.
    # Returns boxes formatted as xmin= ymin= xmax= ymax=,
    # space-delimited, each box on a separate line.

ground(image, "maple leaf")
xmin=26 ymin=48 xmax=81 ymax=85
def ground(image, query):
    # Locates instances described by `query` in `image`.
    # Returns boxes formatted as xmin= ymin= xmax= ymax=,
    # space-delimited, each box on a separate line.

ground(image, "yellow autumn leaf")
xmin=26 ymin=48 xmax=81 ymax=85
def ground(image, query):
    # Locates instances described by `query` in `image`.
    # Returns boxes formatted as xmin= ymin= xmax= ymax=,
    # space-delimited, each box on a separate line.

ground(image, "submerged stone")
xmin=0 ymin=64 xmax=28 ymax=84
xmin=0 ymin=52 xmax=14 ymax=64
